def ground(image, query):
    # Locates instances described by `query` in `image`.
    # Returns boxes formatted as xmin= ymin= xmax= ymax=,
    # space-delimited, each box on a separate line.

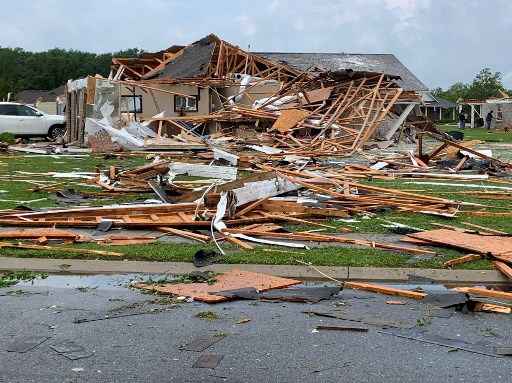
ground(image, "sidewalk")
xmin=0 ymin=257 xmax=506 ymax=283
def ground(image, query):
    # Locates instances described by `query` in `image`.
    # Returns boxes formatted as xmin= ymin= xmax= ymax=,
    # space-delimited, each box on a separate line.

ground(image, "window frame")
xmin=174 ymin=95 xmax=198 ymax=113
xmin=120 ymin=95 xmax=143 ymax=114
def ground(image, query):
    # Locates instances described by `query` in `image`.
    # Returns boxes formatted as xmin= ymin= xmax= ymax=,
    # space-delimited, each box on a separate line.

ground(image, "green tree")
xmin=467 ymin=68 xmax=504 ymax=100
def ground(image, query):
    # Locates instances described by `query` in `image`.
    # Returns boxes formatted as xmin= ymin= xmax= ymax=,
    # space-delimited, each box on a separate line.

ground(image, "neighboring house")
xmin=15 ymin=85 xmax=66 ymax=115
xmin=421 ymin=94 xmax=457 ymax=121
xmin=461 ymin=97 xmax=512 ymax=129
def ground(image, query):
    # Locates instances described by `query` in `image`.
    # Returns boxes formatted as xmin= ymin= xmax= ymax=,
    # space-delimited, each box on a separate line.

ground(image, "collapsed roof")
xmin=259 ymin=53 xmax=427 ymax=91
xmin=111 ymin=34 xmax=428 ymax=91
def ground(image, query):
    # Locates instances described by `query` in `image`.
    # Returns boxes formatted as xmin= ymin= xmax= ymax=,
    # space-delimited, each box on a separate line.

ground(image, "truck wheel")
xmin=48 ymin=125 xmax=66 ymax=140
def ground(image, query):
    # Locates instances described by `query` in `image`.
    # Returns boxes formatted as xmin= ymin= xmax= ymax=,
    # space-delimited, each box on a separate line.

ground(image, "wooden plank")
xmin=158 ymin=227 xmax=210 ymax=243
xmin=0 ymin=228 xmax=80 ymax=240
xmin=443 ymin=254 xmax=482 ymax=268
xmin=344 ymin=281 xmax=426 ymax=300
xmin=0 ymin=242 xmax=123 ymax=257
xmin=453 ymin=287 xmax=512 ymax=301
xmin=493 ymin=261 xmax=512 ymax=280
xmin=223 ymin=235 xmax=254 ymax=250
xmin=234 ymin=197 xmax=269 ymax=218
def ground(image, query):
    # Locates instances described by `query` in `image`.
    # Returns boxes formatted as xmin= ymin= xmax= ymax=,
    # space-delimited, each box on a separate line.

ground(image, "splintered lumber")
xmin=0 ymin=242 xmax=123 ymax=257
xmin=453 ymin=287 xmax=512 ymax=302
xmin=158 ymin=227 xmax=210 ymax=243
xmin=443 ymin=254 xmax=482 ymax=268
xmin=493 ymin=261 xmax=512 ymax=280
xmin=135 ymin=269 xmax=301 ymax=303
xmin=344 ymin=281 xmax=426 ymax=300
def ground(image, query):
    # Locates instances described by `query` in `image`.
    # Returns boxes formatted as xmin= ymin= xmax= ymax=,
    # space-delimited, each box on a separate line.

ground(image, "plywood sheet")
xmin=409 ymin=229 xmax=512 ymax=256
xmin=272 ymin=109 xmax=310 ymax=133
xmin=303 ymin=87 xmax=333 ymax=104
xmin=135 ymin=269 xmax=301 ymax=303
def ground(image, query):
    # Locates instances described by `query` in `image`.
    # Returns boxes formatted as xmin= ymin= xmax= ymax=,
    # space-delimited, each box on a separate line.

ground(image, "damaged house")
xmin=460 ymin=95 xmax=512 ymax=129
xmin=64 ymin=34 xmax=426 ymax=152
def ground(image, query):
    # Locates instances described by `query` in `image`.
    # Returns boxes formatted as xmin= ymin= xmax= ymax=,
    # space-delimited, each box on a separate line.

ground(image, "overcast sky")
xmin=2 ymin=0 xmax=512 ymax=89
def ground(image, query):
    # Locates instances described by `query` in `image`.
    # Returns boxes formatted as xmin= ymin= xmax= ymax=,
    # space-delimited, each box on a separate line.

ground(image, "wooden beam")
xmin=453 ymin=287 xmax=512 ymax=301
xmin=344 ymin=281 xmax=426 ymax=300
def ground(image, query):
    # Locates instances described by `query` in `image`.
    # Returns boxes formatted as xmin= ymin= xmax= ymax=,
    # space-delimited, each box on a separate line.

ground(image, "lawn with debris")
xmin=1 ymin=150 xmax=511 ymax=270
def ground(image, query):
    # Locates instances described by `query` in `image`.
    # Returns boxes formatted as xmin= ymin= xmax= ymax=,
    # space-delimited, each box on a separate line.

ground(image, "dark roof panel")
xmin=156 ymin=36 xmax=216 ymax=79
xmin=257 ymin=52 xmax=427 ymax=91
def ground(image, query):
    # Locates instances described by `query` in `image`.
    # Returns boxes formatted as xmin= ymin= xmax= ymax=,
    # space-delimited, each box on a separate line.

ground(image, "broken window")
xmin=174 ymin=95 xmax=198 ymax=112
xmin=120 ymin=95 xmax=143 ymax=114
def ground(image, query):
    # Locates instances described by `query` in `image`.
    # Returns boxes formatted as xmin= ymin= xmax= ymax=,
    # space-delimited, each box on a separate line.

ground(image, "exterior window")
xmin=174 ymin=95 xmax=198 ymax=112
xmin=121 ymin=95 xmax=142 ymax=113
xmin=497 ymin=105 xmax=503 ymax=121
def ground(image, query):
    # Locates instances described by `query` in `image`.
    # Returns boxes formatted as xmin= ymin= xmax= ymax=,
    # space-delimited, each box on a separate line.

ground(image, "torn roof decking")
xmin=140 ymin=35 xmax=303 ymax=82
xmin=258 ymin=52 xmax=428 ymax=92
xmin=154 ymin=36 xmax=216 ymax=79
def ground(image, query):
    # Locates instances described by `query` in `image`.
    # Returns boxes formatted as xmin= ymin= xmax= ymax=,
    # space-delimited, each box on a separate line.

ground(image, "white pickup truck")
xmin=0 ymin=102 xmax=66 ymax=140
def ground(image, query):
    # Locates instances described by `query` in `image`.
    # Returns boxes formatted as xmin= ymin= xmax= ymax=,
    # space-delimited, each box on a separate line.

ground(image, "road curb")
xmin=0 ymin=257 xmax=506 ymax=283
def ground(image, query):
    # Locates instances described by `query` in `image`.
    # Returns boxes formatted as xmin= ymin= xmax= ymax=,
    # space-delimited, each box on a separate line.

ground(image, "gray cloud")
xmin=1 ymin=0 xmax=511 ymax=88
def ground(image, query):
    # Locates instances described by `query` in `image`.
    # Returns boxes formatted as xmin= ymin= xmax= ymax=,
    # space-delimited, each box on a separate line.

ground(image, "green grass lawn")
xmin=0 ymin=152 xmax=510 ymax=270
xmin=0 ymin=154 xmax=146 ymax=210
xmin=439 ymin=124 xmax=512 ymax=143
xmin=0 ymin=241 xmax=489 ymax=270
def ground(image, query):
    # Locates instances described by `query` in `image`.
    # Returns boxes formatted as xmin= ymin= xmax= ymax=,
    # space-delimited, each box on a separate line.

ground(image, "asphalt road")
xmin=1 ymin=274 xmax=511 ymax=382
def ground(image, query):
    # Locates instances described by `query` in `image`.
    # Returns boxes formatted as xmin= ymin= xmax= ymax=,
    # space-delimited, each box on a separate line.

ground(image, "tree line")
xmin=0 ymin=47 xmax=142 ymax=100
xmin=432 ymin=68 xmax=510 ymax=103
